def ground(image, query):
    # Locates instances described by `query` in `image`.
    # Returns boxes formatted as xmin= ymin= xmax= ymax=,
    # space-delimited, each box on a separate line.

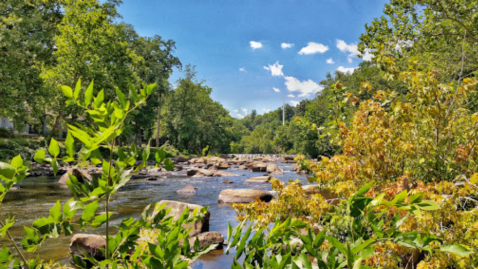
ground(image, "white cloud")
xmin=241 ymin=107 xmax=248 ymax=115
xmin=336 ymin=66 xmax=357 ymax=74
xmin=239 ymin=67 xmax=246 ymax=72
xmin=298 ymin=42 xmax=329 ymax=55
xmin=284 ymin=76 xmax=323 ymax=97
xmin=336 ymin=39 xmax=373 ymax=62
xmin=233 ymin=109 xmax=238 ymax=113
xmin=236 ymin=114 xmax=244 ymax=119
xmin=273 ymin=87 xmax=280 ymax=93
xmin=264 ymin=61 xmax=284 ymax=77
xmin=289 ymin=100 xmax=300 ymax=106
xmin=287 ymin=94 xmax=295 ymax=98
xmin=250 ymin=41 xmax=263 ymax=49
xmin=326 ymin=58 xmax=335 ymax=64
xmin=262 ymin=108 xmax=271 ymax=113
xmin=281 ymin=43 xmax=294 ymax=49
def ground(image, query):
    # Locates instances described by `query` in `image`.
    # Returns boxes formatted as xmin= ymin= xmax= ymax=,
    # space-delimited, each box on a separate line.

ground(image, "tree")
xmin=0 ymin=0 xmax=62 ymax=129
xmin=41 ymin=0 xmax=142 ymax=141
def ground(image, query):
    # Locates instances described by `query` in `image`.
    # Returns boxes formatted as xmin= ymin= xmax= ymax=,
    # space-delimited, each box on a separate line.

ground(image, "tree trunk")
xmin=47 ymin=108 xmax=63 ymax=144
xmin=156 ymin=92 xmax=162 ymax=147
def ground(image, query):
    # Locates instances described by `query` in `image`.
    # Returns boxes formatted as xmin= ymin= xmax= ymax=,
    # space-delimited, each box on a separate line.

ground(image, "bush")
xmin=0 ymin=138 xmax=42 ymax=162
xmin=0 ymin=127 xmax=14 ymax=138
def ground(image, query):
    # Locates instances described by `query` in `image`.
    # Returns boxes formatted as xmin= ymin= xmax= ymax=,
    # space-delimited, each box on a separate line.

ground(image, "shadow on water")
xmin=0 ymin=162 xmax=308 ymax=268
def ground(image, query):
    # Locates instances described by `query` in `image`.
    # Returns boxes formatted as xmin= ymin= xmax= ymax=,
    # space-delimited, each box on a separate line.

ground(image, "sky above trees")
xmin=117 ymin=0 xmax=388 ymax=118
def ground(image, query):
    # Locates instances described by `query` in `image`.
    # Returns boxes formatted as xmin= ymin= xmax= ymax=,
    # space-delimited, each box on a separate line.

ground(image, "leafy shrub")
xmin=0 ymin=127 xmax=13 ymax=138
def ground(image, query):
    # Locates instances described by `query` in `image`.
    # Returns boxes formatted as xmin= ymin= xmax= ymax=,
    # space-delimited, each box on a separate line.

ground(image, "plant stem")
xmin=0 ymin=220 xmax=30 ymax=269
xmin=105 ymin=139 xmax=116 ymax=266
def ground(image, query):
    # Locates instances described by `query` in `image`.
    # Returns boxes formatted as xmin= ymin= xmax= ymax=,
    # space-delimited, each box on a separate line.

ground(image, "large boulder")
xmin=247 ymin=162 xmax=267 ymax=172
xmin=59 ymin=168 xmax=92 ymax=184
xmin=177 ymin=185 xmax=196 ymax=194
xmin=70 ymin=234 xmax=106 ymax=261
xmin=214 ymin=162 xmax=230 ymax=170
xmin=238 ymin=165 xmax=247 ymax=170
xmin=245 ymin=176 xmax=272 ymax=183
xmin=213 ymin=171 xmax=240 ymax=177
xmin=218 ymin=189 xmax=273 ymax=204
xmin=153 ymin=200 xmax=210 ymax=236
xmin=173 ymin=156 xmax=190 ymax=163
xmin=184 ymin=231 xmax=224 ymax=251
xmin=266 ymin=164 xmax=280 ymax=173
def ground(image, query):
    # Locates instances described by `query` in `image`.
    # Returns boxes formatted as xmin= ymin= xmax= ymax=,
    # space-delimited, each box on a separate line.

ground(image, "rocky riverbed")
xmin=1 ymin=155 xmax=313 ymax=268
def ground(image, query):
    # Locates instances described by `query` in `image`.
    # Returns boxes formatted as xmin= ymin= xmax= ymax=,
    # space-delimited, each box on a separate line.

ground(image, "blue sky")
xmin=117 ymin=0 xmax=388 ymax=118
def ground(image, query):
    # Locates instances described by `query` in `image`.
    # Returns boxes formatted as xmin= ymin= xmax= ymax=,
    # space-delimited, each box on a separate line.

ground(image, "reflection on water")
xmin=0 ymin=162 xmax=307 ymax=268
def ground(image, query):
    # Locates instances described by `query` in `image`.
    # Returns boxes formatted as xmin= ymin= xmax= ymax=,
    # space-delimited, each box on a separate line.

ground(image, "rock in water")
xmin=59 ymin=168 xmax=92 ymax=184
xmin=186 ymin=231 xmax=224 ymax=251
xmin=153 ymin=200 xmax=210 ymax=236
xmin=247 ymin=162 xmax=267 ymax=172
xmin=70 ymin=234 xmax=106 ymax=261
xmin=223 ymin=179 xmax=234 ymax=184
xmin=245 ymin=176 xmax=272 ymax=183
xmin=177 ymin=185 xmax=196 ymax=194
xmin=218 ymin=189 xmax=273 ymax=204
xmin=266 ymin=164 xmax=280 ymax=173
xmin=213 ymin=171 xmax=240 ymax=177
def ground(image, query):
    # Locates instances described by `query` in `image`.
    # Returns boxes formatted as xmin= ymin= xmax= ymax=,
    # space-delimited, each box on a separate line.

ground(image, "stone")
xmin=59 ymin=168 xmax=92 ymax=184
xmin=238 ymin=165 xmax=247 ymax=170
xmin=223 ymin=179 xmax=234 ymax=184
xmin=174 ymin=165 xmax=183 ymax=171
xmin=270 ymin=171 xmax=284 ymax=176
xmin=185 ymin=231 xmax=224 ymax=251
xmin=245 ymin=176 xmax=272 ymax=183
xmin=247 ymin=162 xmax=267 ymax=172
xmin=215 ymin=162 xmax=230 ymax=170
xmin=177 ymin=185 xmax=196 ymax=194
xmin=174 ymin=156 xmax=190 ymax=163
xmin=266 ymin=164 xmax=280 ymax=173
xmin=218 ymin=189 xmax=273 ymax=204
xmin=186 ymin=168 xmax=215 ymax=177
xmin=213 ymin=171 xmax=240 ymax=177
xmin=70 ymin=234 xmax=106 ymax=261
xmin=154 ymin=200 xmax=210 ymax=236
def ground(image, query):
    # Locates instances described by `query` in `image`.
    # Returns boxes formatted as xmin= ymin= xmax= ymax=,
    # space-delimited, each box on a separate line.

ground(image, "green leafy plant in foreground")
xmin=0 ymin=79 xmax=212 ymax=269
xmin=227 ymin=182 xmax=473 ymax=269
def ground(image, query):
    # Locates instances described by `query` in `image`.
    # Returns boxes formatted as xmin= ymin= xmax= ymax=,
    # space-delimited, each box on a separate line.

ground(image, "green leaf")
xmin=409 ymin=193 xmax=425 ymax=204
xmin=391 ymin=190 xmax=408 ymax=204
xmin=10 ymin=155 xmax=23 ymax=169
xmin=417 ymin=200 xmax=440 ymax=211
xmin=163 ymin=158 xmax=175 ymax=171
xmin=326 ymin=236 xmax=347 ymax=257
xmin=85 ymin=80 xmax=94 ymax=107
xmin=61 ymin=85 xmax=73 ymax=98
xmin=115 ymin=88 xmax=126 ymax=108
xmin=354 ymin=181 xmax=374 ymax=196
xmin=34 ymin=150 xmax=46 ymax=164
xmin=49 ymin=200 xmax=62 ymax=222
xmin=74 ymin=78 xmax=81 ymax=100
xmin=0 ymin=162 xmax=16 ymax=179
xmin=48 ymin=138 xmax=60 ymax=158
xmin=155 ymin=149 xmax=166 ymax=164
xmin=94 ymin=89 xmax=104 ymax=107
xmin=0 ymin=246 xmax=12 ymax=264
xmin=81 ymin=201 xmax=99 ymax=222
xmin=438 ymin=244 xmax=473 ymax=257
xmin=65 ymin=133 xmax=75 ymax=158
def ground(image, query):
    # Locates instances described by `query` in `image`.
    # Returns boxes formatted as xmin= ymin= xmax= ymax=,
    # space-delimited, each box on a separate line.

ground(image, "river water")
xmin=1 ymin=162 xmax=308 ymax=269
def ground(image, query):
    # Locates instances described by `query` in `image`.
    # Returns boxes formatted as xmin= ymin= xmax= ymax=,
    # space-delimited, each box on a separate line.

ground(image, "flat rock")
xmin=218 ymin=189 xmax=273 ymax=204
xmin=187 ymin=168 xmax=216 ymax=177
xmin=245 ymin=176 xmax=272 ymax=183
xmin=213 ymin=171 xmax=240 ymax=177
xmin=70 ymin=234 xmax=106 ymax=261
xmin=177 ymin=185 xmax=196 ymax=194
xmin=247 ymin=162 xmax=267 ymax=172
xmin=223 ymin=179 xmax=234 ymax=184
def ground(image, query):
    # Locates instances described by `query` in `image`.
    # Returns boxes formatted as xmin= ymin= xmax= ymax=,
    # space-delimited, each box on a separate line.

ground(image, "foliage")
xmin=0 ymin=80 xmax=213 ymax=268
xmin=163 ymin=65 xmax=234 ymax=154
xmin=0 ymin=138 xmax=42 ymax=162
xmin=229 ymin=183 xmax=471 ymax=268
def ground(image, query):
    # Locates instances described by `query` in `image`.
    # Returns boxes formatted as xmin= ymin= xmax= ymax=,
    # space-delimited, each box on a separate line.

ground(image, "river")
xmin=1 ymin=162 xmax=308 ymax=268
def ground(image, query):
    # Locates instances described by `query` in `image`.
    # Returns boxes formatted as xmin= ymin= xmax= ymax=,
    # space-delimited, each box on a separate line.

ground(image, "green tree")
xmin=0 ymin=0 xmax=62 ymax=129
